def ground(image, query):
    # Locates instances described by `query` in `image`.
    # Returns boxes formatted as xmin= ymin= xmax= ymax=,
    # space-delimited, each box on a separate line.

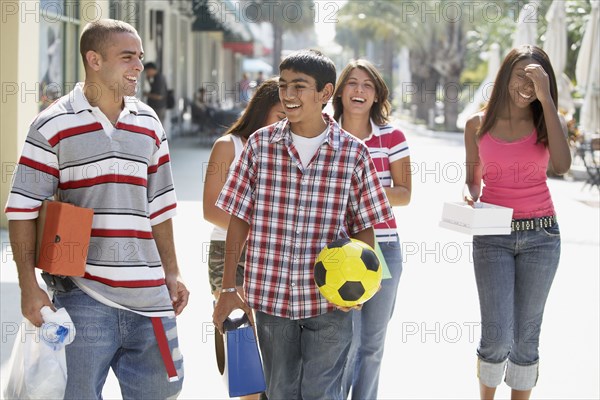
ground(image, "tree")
xmin=333 ymin=0 xmax=591 ymax=131
xmin=561 ymin=0 xmax=591 ymax=82
xmin=433 ymin=15 xmax=468 ymax=130
xmin=245 ymin=0 xmax=316 ymax=70
xmin=335 ymin=1 xmax=404 ymax=90
xmin=334 ymin=1 xmax=463 ymax=127
xmin=463 ymin=1 xmax=590 ymax=98
xmin=398 ymin=1 xmax=476 ymax=130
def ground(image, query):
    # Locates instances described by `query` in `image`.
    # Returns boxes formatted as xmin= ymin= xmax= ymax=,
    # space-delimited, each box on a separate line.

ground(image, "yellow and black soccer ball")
xmin=314 ymin=238 xmax=382 ymax=308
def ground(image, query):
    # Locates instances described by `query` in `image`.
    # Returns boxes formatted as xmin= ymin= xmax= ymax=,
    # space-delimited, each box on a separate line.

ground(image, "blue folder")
xmin=223 ymin=313 xmax=266 ymax=398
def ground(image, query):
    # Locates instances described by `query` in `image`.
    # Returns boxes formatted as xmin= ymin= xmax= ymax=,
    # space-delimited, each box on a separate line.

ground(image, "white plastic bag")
xmin=4 ymin=306 xmax=76 ymax=400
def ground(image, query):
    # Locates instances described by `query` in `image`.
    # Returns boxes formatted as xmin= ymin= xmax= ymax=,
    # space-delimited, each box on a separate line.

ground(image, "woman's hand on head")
xmin=524 ymin=64 xmax=552 ymax=104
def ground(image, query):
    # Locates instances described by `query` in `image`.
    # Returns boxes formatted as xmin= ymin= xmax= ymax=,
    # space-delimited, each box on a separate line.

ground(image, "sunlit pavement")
xmin=1 ymin=119 xmax=598 ymax=399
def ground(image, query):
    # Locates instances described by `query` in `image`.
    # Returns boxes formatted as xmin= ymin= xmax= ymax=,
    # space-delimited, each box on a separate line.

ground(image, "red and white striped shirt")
xmin=216 ymin=114 xmax=393 ymax=319
xmin=5 ymin=83 xmax=177 ymax=317
xmin=361 ymin=119 xmax=410 ymax=242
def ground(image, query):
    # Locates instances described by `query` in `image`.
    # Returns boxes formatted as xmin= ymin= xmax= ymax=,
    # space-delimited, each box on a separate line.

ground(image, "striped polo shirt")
xmin=348 ymin=118 xmax=410 ymax=242
xmin=5 ymin=83 xmax=177 ymax=317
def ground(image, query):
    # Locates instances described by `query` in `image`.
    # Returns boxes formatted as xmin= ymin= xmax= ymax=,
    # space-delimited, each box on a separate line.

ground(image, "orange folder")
xmin=35 ymin=201 xmax=94 ymax=276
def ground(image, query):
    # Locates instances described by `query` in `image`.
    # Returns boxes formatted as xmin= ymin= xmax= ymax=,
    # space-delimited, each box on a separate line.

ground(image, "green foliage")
xmin=247 ymin=0 xmax=315 ymax=30
xmin=564 ymin=0 xmax=592 ymax=81
xmin=335 ymin=1 xmax=404 ymax=57
xmin=463 ymin=0 xmax=590 ymax=84
xmin=335 ymin=0 xmax=590 ymax=81
xmin=245 ymin=0 xmax=316 ymax=71
xmin=461 ymin=61 xmax=488 ymax=86
xmin=333 ymin=0 xmax=591 ymax=129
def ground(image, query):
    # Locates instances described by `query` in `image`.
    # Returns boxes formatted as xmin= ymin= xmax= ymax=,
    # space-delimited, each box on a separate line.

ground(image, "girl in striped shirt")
xmin=333 ymin=59 xmax=412 ymax=400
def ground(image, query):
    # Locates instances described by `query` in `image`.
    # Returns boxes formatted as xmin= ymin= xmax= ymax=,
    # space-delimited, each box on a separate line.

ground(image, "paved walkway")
xmin=1 ymin=120 xmax=598 ymax=399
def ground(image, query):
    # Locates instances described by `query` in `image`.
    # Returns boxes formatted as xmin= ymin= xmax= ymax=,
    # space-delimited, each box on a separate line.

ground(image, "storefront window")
xmin=110 ymin=0 xmax=140 ymax=25
xmin=39 ymin=0 xmax=80 ymax=110
xmin=39 ymin=20 xmax=64 ymax=110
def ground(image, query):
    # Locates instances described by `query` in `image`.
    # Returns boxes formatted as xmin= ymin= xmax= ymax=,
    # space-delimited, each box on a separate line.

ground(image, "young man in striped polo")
xmin=5 ymin=19 xmax=188 ymax=399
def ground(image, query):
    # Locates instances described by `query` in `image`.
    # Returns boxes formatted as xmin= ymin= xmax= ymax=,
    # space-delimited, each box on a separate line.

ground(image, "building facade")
xmin=0 ymin=0 xmax=266 ymax=228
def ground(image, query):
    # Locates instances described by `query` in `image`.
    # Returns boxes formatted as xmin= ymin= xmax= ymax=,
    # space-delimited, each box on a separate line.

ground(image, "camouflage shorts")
xmin=208 ymin=240 xmax=245 ymax=293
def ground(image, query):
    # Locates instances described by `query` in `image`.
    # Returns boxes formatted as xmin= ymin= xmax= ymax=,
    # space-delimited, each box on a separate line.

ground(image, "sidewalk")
xmin=1 ymin=122 xmax=598 ymax=399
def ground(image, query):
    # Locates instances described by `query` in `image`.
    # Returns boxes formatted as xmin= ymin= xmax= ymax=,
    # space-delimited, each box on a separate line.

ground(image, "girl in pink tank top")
xmin=463 ymin=45 xmax=571 ymax=399
xmin=478 ymin=127 xmax=555 ymax=219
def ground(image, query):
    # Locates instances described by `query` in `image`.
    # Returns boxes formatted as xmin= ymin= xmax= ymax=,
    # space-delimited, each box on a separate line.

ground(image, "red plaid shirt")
xmin=216 ymin=114 xmax=393 ymax=319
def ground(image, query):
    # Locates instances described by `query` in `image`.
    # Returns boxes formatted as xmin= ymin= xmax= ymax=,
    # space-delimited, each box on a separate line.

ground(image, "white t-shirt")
xmin=291 ymin=129 xmax=327 ymax=167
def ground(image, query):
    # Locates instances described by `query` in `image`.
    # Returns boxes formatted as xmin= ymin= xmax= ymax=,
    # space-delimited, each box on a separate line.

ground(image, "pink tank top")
xmin=478 ymin=129 xmax=555 ymax=219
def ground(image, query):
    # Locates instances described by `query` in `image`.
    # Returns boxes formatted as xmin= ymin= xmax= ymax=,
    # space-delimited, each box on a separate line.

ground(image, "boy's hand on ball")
xmin=334 ymin=284 xmax=380 ymax=311
xmin=314 ymin=238 xmax=382 ymax=308
xmin=335 ymin=304 xmax=363 ymax=312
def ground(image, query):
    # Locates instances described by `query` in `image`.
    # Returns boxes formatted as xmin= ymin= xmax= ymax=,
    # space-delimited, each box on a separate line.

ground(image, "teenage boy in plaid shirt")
xmin=213 ymin=49 xmax=393 ymax=400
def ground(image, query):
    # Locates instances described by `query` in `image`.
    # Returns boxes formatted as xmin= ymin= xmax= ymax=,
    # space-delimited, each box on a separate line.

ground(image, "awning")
xmin=192 ymin=0 xmax=224 ymax=32
xmin=242 ymin=58 xmax=273 ymax=74
xmin=192 ymin=0 xmax=253 ymax=40
xmin=224 ymin=42 xmax=254 ymax=56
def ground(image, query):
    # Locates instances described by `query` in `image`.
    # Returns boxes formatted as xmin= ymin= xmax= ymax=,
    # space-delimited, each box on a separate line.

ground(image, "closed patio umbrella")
xmin=513 ymin=0 xmax=540 ymax=47
xmin=543 ymin=0 xmax=575 ymax=115
xmin=576 ymin=0 xmax=600 ymax=135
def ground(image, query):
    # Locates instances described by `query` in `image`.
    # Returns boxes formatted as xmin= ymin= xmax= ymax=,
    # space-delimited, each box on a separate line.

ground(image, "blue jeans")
xmin=256 ymin=310 xmax=352 ymax=400
xmin=341 ymin=238 xmax=403 ymax=400
xmin=53 ymin=288 xmax=184 ymax=399
xmin=473 ymin=224 xmax=560 ymax=391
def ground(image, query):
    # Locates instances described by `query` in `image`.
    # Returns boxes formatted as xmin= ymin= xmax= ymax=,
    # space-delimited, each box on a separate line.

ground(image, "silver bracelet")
xmin=221 ymin=287 xmax=237 ymax=293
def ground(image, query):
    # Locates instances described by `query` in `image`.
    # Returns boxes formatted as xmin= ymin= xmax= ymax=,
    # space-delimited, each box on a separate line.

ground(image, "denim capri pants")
xmin=473 ymin=223 xmax=560 ymax=390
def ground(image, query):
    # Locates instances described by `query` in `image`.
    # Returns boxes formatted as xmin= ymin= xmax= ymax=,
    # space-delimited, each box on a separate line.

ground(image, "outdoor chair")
xmin=577 ymin=137 xmax=600 ymax=190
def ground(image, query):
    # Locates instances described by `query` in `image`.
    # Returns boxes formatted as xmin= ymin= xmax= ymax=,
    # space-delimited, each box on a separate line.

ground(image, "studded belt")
xmin=511 ymin=215 xmax=557 ymax=232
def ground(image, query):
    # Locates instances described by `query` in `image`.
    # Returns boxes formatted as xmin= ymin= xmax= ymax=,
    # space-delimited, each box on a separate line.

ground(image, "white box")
xmin=439 ymin=201 xmax=513 ymax=235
